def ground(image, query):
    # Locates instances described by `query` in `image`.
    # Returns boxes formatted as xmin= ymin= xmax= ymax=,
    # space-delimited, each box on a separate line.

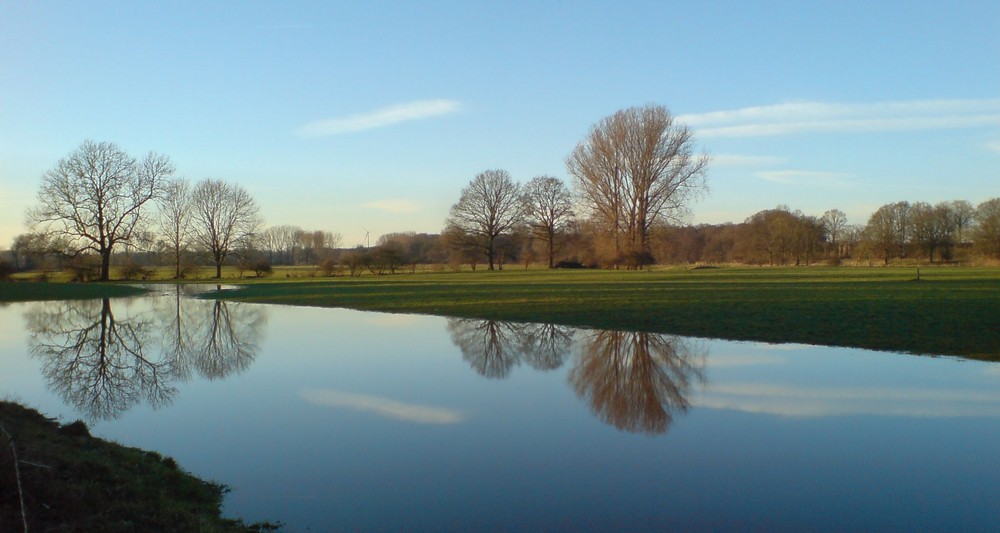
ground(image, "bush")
xmin=119 ymin=258 xmax=153 ymax=280
xmin=67 ymin=256 xmax=102 ymax=282
xmin=318 ymin=257 xmax=339 ymax=277
xmin=252 ymin=259 xmax=273 ymax=278
xmin=0 ymin=260 xmax=15 ymax=281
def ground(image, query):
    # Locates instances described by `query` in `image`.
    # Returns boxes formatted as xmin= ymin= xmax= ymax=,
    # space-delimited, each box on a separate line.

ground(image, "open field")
xmin=3 ymin=266 xmax=999 ymax=359
xmin=204 ymin=266 xmax=1000 ymax=360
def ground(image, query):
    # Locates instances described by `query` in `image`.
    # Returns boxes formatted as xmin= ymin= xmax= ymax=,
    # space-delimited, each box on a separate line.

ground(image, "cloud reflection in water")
xmin=300 ymin=388 xmax=466 ymax=424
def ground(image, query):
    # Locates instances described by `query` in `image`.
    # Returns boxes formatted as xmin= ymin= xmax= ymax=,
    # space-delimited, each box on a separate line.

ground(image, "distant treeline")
xmin=4 ymin=198 xmax=999 ymax=279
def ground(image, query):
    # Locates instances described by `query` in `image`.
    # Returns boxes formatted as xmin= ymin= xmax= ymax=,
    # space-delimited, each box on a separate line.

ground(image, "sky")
xmin=1 ymin=1 xmax=998 ymax=248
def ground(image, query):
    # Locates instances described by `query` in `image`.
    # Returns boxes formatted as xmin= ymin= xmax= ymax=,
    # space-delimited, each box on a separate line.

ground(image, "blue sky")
xmin=2 ymin=1 xmax=998 ymax=248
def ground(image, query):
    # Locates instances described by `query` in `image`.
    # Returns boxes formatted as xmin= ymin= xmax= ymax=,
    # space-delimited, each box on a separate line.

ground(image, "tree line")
xmin=4 ymin=106 xmax=1000 ymax=280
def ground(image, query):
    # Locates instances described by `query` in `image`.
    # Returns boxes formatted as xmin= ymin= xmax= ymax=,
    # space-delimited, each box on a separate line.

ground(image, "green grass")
xmin=5 ymin=266 xmax=1000 ymax=359
xmin=0 ymin=282 xmax=148 ymax=302
xmin=206 ymin=266 xmax=1000 ymax=360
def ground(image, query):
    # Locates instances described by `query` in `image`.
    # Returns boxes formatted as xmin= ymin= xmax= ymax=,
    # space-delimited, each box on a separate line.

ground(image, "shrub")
xmin=67 ymin=256 xmax=102 ymax=282
xmin=119 ymin=258 xmax=153 ymax=280
xmin=319 ymin=257 xmax=339 ymax=277
xmin=0 ymin=260 xmax=14 ymax=281
xmin=252 ymin=259 xmax=273 ymax=278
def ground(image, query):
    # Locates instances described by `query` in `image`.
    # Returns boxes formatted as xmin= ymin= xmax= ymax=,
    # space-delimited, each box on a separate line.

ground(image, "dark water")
xmin=1 ymin=286 xmax=999 ymax=531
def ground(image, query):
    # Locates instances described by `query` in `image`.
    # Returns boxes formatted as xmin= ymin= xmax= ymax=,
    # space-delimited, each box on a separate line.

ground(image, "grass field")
xmin=0 ymin=282 xmax=148 ymax=302
xmin=204 ymin=266 xmax=1000 ymax=360
xmin=3 ymin=266 xmax=999 ymax=359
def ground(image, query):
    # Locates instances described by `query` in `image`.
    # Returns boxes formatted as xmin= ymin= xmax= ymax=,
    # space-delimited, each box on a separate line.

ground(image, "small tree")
xmin=974 ymin=198 xmax=1000 ymax=258
xmin=157 ymin=178 xmax=193 ymax=278
xmin=821 ymin=209 xmax=848 ymax=259
xmin=522 ymin=175 xmax=575 ymax=268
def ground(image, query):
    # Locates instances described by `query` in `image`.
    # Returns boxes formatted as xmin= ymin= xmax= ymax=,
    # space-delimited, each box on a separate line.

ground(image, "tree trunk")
xmin=100 ymin=249 xmax=112 ymax=281
xmin=548 ymin=228 xmax=555 ymax=268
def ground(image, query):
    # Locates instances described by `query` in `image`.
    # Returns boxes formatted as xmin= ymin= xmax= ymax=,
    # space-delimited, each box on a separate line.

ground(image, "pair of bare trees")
xmin=28 ymin=141 xmax=262 ymax=279
xmin=158 ymin=177 xmax=263 ymax=278
xmin=445 ymin=170 xmax=575 ymax=270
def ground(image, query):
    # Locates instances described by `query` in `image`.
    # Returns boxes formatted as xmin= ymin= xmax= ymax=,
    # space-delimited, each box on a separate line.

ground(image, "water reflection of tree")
xmin=26 ymin=298 xmax=177 ymax=421
xmin=447 ymin=318 xmax=526 ymax=378
xmin=518 ymin=322 xmax=574 ymax=370
xmin=448 ymin=318 xmax=575 ymax=377
xmin=569 ymin=331 xmax=706 ymax=435
xmin=191 ymin=299 xmax=265 ymax=379
xmin=447 ymin=318 xmax=705 ymax=435
xmin=26 ymin=288 xmax=267 ymax=421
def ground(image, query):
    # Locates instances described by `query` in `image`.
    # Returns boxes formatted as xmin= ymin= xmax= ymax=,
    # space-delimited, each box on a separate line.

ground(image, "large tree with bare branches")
xmin=445 ymin=169 xmax=523 ymax=270
xmin=190 ymin=179 xmax=262 ymax=278
xmin=28 ymin=140 xmax=174 ymax=281
xmin=566 ymin=105 xmax=709 ymax=267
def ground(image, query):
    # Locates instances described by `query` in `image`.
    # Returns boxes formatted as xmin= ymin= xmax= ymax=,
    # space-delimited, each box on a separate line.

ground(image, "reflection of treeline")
xmin=25 ymin=288 xmax=266 ymax=421
xmin=447 ymin=318 xmax=706 ymax=435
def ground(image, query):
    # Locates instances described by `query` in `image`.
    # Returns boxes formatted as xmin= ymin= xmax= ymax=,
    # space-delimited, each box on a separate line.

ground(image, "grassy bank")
xmin=0 ymin=282 xmax=148 ymax=302
xmin=207 ymin=266 xmax=1000 ymax=360
xmin=0 ymin=401 xmax=278 ymax=531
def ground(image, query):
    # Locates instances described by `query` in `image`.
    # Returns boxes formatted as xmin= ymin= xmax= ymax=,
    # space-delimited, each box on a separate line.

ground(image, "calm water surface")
xmin=1 ymin=286 xmax=999 ymax=531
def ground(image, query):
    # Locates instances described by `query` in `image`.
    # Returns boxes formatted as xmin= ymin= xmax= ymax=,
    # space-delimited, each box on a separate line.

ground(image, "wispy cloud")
xmin=298 ymin=99 xmax=461 ymax=137
xmin=711 ymin=154 xmax=787 ymax=167
xmin=679 ymin=99 xmax=1000 ymax=138
xmin=987 ymin=140 xmax=1000 ymax=154
xmin=362 ymin=199 xmax=420 ymax=214
xmin=301 ymin=388 xmax=466 ymax=424
xmin=753 ymin=170 xmax=853 ymax=184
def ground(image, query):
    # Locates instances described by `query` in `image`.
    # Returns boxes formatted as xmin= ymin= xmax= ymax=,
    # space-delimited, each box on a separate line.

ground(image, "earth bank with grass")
xmin=0 ymin=401 xmax=278 ymax=531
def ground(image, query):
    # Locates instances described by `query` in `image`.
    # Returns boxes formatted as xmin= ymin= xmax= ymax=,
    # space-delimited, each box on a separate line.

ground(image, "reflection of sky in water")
xmin=1 ymin=290 xmax=999 ymax=531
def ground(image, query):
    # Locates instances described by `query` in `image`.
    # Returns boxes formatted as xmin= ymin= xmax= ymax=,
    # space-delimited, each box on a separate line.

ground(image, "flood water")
xmin=1 ymin=285 xmax=999 ymax=531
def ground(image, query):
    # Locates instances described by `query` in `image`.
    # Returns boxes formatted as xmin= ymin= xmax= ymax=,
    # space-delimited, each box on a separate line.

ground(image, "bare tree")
xmin=261 ymin=224 xmax=301 ymax=265
xmin=821 ymin=209 xmax=848 ymax=258
xmin=445 ymin=169 xmax=523 ymax=270
xmin=566 ymin=104 xmax=709 ymax=267
xmin=974 ymin=197 xmax=1000 ymax=258
xmin=157 ymin=179 xmax=192 ymax=278
xmin=911 ymin=202 xmax=954 ymax=262
xmin=522 ymin=175 xmax=575 ymax=268
xmin=948 ymin=200 xmax=976 ymax=245
xmin=190 ymin=179 xmax=262 ymax=278
xmin=865 ymin=201 xmax=912 ymax=264
xmin=27 ymin=140 xmax=173 ymax=281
